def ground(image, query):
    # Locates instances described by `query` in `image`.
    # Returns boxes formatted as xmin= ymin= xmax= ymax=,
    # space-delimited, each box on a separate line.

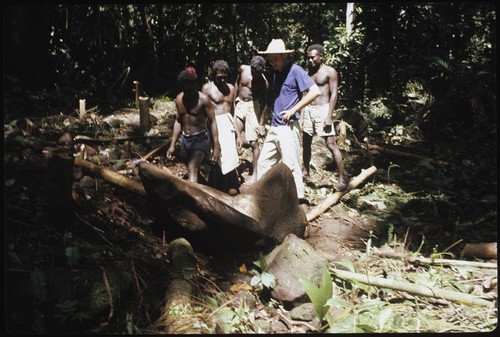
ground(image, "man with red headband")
xmin=166 ymin=67 xmax=221 ymax=183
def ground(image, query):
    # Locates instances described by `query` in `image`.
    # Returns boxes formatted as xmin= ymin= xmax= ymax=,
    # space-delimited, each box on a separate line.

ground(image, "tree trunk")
xmin=346 ymin=3 xmax=355 ymax=37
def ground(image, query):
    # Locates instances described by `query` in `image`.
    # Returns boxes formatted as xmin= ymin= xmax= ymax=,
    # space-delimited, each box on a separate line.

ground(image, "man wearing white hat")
xmin=256 ymin=39 xmax=321 ymax=200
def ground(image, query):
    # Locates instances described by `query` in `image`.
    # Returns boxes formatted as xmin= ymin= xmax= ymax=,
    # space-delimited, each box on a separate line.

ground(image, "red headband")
xmin=186 ymin=67 xmax=196 ymax=74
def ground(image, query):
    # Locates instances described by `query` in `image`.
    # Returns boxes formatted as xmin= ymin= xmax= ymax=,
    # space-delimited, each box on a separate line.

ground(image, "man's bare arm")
xmin=204 ymin=95 xmax=220 ymax=162
xmin=328 ymin=68 xmax=339 ymax=122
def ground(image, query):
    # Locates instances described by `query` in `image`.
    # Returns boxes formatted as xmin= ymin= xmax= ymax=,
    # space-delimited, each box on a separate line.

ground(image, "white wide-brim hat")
xmin=258 ymin=39 xmax=294 ymax=54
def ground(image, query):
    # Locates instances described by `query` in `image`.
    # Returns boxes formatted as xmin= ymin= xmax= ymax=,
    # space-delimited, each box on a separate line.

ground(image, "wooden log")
xmin=73 ymin=134 xmax=170 ymax=144
xmin=74 ymin=157 xmax=146 ymax=196
xmin=306 ymin=166 xmax=377 ymax=222
xmin=139 ymin=161 xmax=307 ymax=249
xmin=367 ymin=143 xmax=448 ymax=166
xmin=139 ymin=96 xmax=151 ymax=131
xmin=461 ymin=242 xmax=497 ymax=259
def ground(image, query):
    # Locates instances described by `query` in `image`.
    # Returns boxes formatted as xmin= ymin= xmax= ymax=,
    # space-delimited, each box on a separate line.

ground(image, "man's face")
xmin=183 ymin=80 xmax=198 ymax=93
xmin=214 ymin=70 xmax=228 ymax=85
xmin=250 ymin=65 xmax=261 ymax=77
xmin=267 ymin=54 xmax=285 ymax=71
xmin=307 ymin=49 xmax=322 ymax=70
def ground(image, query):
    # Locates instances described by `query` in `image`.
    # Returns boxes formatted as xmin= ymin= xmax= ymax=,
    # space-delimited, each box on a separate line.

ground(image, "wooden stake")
xmin=139 ymin=96 xmax=151 ymax=131
xmin=79 ymin=99 xmax=86 ymax=120
xmin=133 ymin=80 xmax=140 ymax=108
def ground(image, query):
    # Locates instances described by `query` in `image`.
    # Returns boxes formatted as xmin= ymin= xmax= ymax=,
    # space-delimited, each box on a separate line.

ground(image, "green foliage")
xmin=299 ymin=265 xmax=333 ymax=325
xmin=4 ymin=2 xmax=496 ymax=136
xmin=250 ymin=255 xmax=275 ymax=290
xmin=30 ymin=267 xmax=47 ymax=303
xmin=65 ymin=246 xmax=80 ymax=268
xmin=325 ymin=299 xmax=406 ymax=333
xmin=54 ymin=299 xmax=91 ymax=324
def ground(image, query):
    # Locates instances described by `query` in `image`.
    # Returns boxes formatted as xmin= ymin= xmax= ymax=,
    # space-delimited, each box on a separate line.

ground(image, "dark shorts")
xmin=179 ymin=129 xmax=210 ymax=160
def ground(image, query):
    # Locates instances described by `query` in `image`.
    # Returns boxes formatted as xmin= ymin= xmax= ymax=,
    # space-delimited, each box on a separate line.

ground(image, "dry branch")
xmin=331 ymin=268 xmax=493 ymax=307
xmin=140 ymin=140 xmax=170 ymax=161
xmin=74 ymin=134 xmax=170 ymax=144
xmin=373 ymin=250 xmax=497 ymax=269
xmin=306 ymin=166 xmax=377 ymax=222
xmin=74 ymin=157 xmax=146 ymax=196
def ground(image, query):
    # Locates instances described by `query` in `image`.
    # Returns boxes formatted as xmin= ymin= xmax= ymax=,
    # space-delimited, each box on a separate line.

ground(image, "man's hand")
xmin=257 ymin=125 xmax=267 ymax=137
xmin=323 ymin=115 xmax=333 ymax=132
xmin=166 ymin=146 xmax=175 ymax=160
xmin=280 ymin=109 xmax=295 ymax=123
xmin=211 ymin=144 xmax=221 ymax=163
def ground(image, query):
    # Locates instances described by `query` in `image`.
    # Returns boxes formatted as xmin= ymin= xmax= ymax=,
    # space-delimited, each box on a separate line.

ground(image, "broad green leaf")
xmin=378 ymin=307 xmax=393 ymax=332
xmin=261 ymin=272 xmax=276 ymax=289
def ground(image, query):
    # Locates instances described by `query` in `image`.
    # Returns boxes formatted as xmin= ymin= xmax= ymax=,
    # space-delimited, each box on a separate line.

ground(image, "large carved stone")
xmin=138 ymin=161 xmax=307 ymax=252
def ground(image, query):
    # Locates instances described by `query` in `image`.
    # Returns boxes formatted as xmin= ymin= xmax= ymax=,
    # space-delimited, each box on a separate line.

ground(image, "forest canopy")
xmin=3 ymin=3 xmax=496 ymax=138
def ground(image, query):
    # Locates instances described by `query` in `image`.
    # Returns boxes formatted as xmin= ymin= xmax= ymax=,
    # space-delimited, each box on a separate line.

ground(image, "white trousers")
xmin=256 ymin=120 xmax=304 ymax=199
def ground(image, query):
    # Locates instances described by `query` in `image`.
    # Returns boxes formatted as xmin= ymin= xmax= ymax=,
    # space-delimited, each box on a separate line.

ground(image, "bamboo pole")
xmin=331 ymin=268 xmax=493 ymax=307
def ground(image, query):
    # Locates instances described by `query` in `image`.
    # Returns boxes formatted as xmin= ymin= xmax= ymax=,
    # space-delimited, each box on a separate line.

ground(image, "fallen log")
xmin=138 ymin=161 xmax=307 ymax=251
xmin=331 ymin=268 xmax=493 ymax=307
xmin=306 ymin=166 xmax=377 ymax=222
xmin=73 ymin=157 xmax=308 ymax=252
xmin=367 ymin=143 xmax=448 ymax=166
xmin=74 ymin=157 xmax=146 ymax=196
xmin=74 ymin=134 xmax=170 ymax=144
xmin=460 ymin=242 xmax=497 ymax=259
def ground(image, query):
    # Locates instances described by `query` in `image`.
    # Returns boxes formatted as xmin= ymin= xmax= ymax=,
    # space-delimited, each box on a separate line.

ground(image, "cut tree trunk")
xmin=73 ymin=158 xmax=308 ymax=252
xmin=139 ymin=96 xmax=151 ymax=131
xmin=138 ymin=161 xmax=307 ymax=251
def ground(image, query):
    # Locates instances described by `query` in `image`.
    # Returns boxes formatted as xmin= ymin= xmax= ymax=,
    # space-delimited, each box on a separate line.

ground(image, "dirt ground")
xmin=4 ymin=110 xmax=497 ymax=333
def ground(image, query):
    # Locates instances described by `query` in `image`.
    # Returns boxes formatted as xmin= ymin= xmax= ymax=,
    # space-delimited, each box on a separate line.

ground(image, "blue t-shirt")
xmin=271 ymin=62 xmax=315 ymax=126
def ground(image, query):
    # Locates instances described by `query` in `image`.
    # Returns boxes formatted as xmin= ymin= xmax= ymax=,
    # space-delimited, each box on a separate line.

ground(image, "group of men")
xmin=166 ymin=39 xmax=348 ymax=201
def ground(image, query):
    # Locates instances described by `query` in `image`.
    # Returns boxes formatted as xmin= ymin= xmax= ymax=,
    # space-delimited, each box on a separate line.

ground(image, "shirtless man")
xmin=166 ymin=67 xmax=220 ymax=183
xmin=201 ymin=60 xmax=241 ymax=195
xmin=234 ymin=55 xmax=269 ymax=184
xmin=301 ymin=44 xmax=348 ymax=191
